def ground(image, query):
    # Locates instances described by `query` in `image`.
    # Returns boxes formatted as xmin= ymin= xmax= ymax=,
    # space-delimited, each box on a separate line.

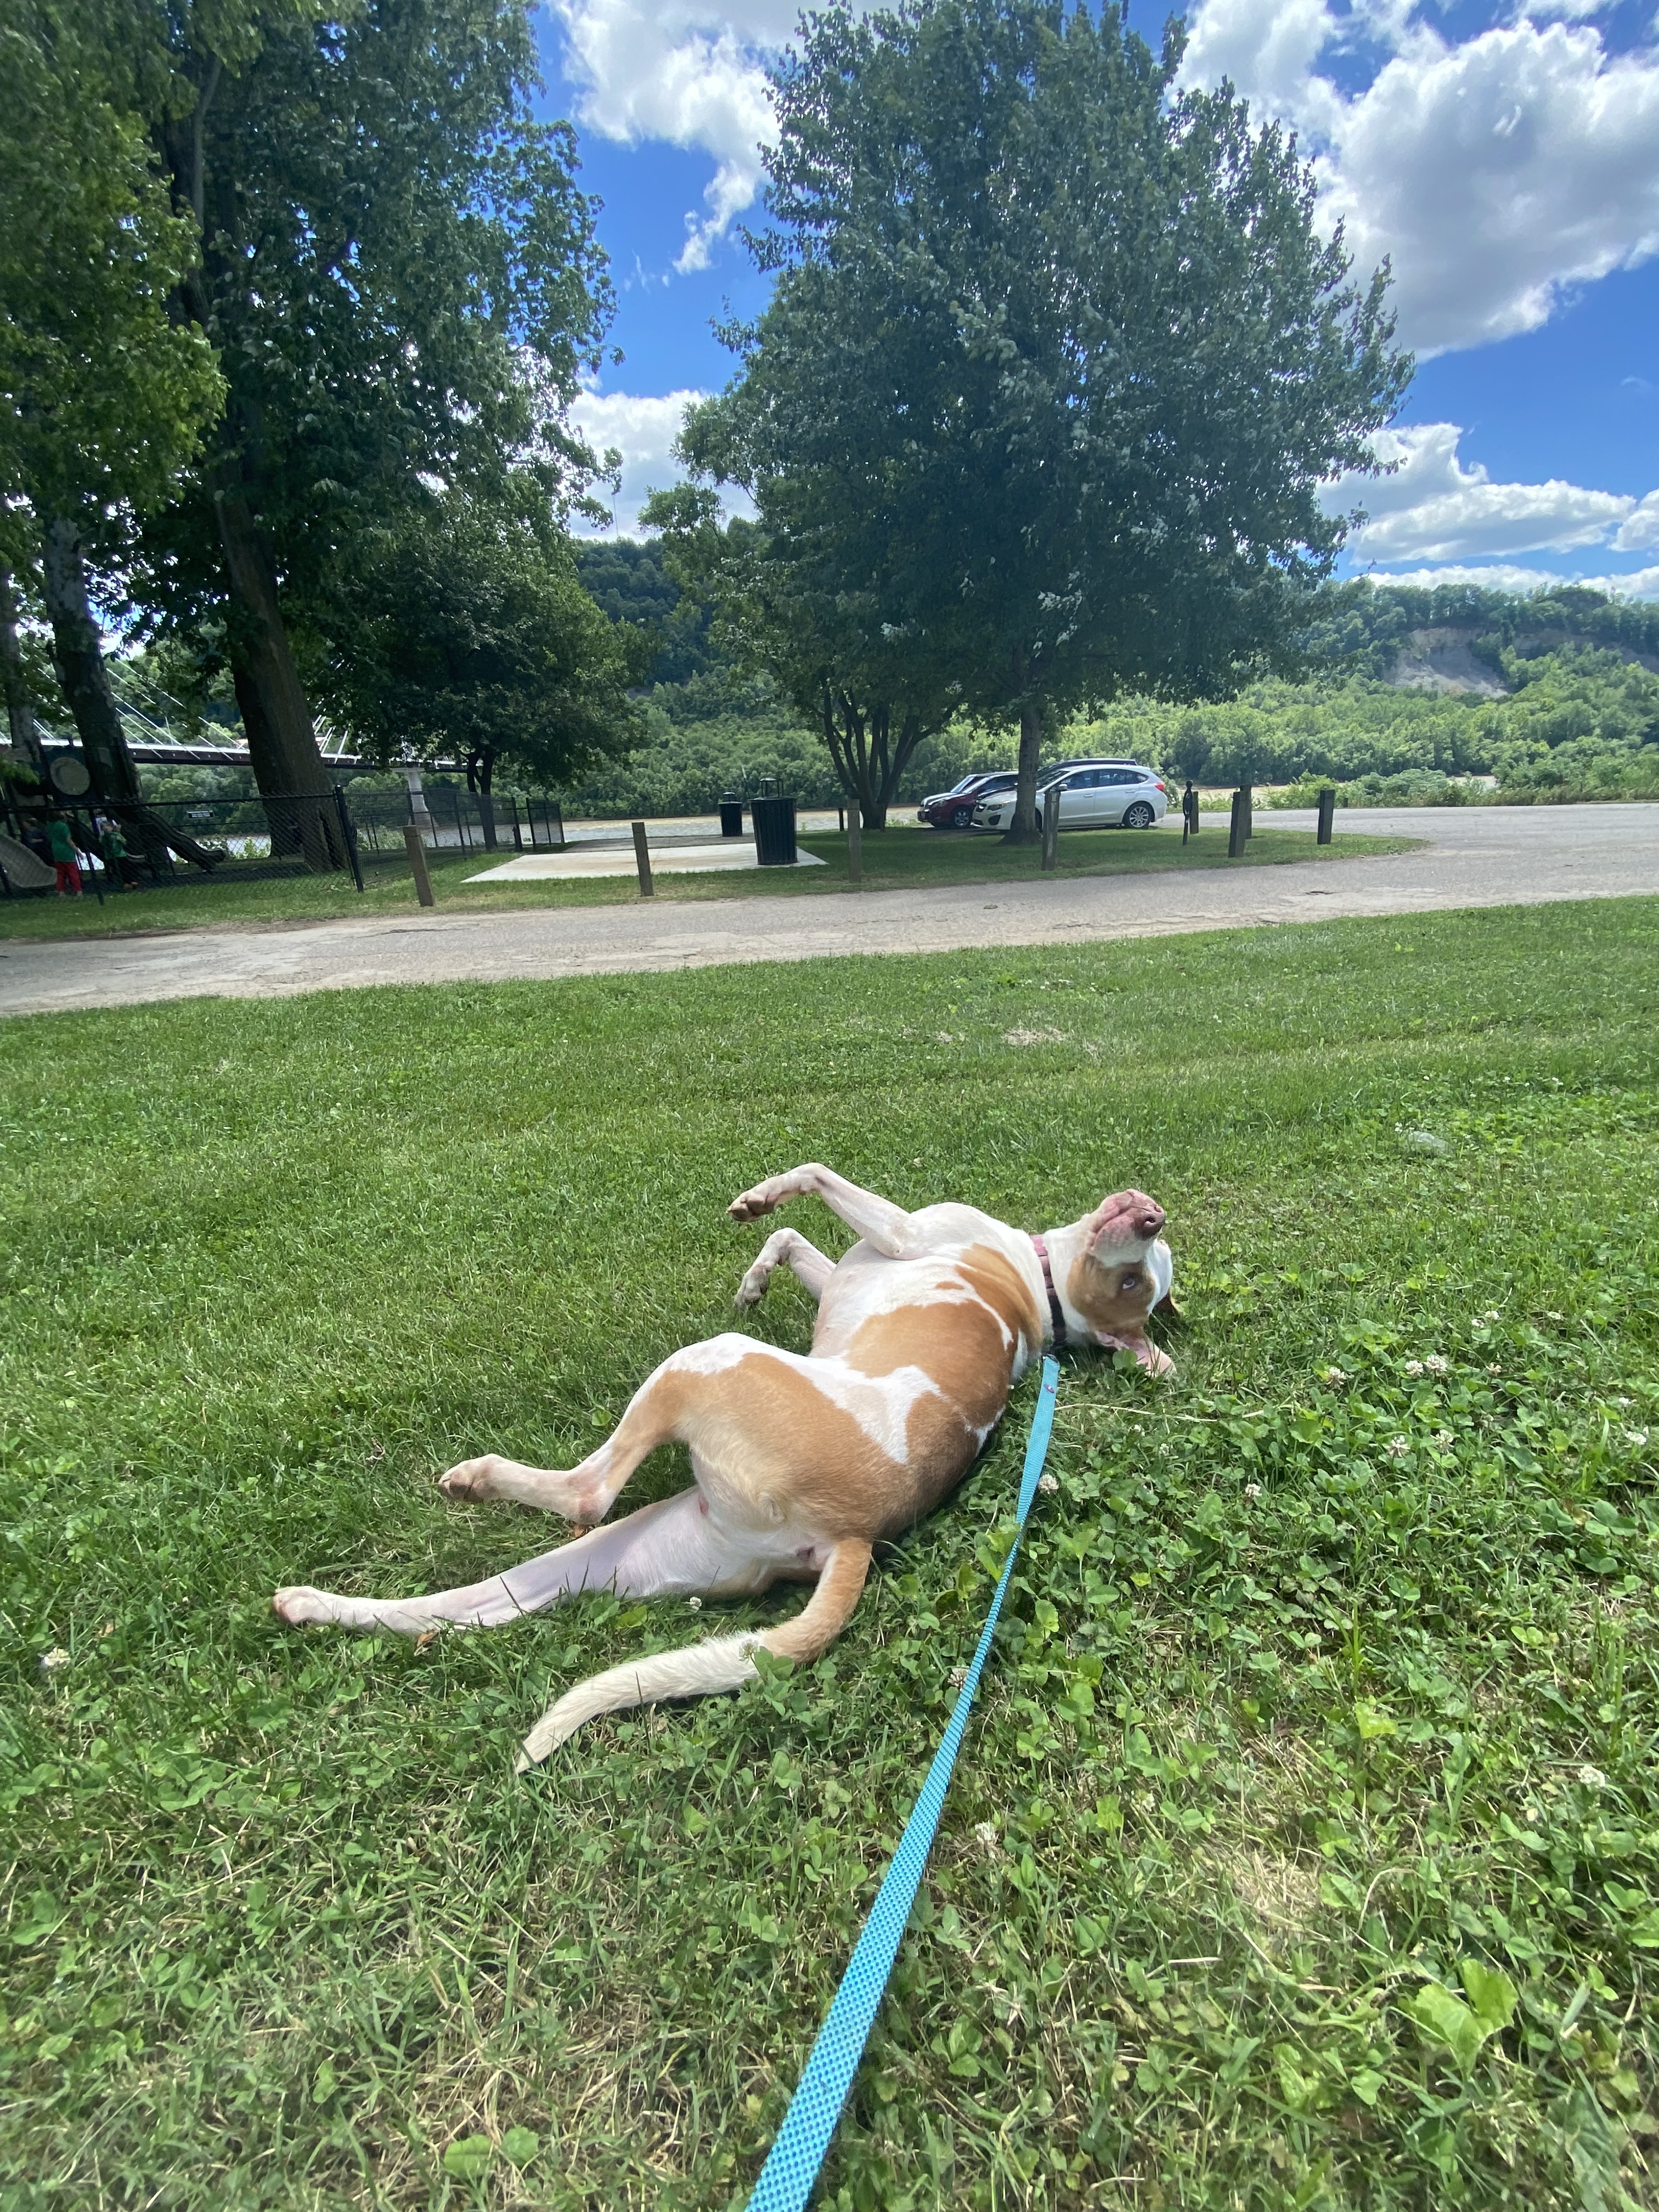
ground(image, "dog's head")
xmin=1064 ymin=1189 xmax=1174 ymax=1375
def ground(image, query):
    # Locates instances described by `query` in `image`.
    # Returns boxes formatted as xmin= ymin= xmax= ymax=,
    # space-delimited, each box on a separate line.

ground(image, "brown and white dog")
xmin=273 ymin=1165 xmax=1172 ymax=1769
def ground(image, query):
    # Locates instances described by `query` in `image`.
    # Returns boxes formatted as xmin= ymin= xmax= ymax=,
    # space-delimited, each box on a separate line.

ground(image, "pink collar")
xmin=1030 ymin=1234 xmax=1068 ymax=1350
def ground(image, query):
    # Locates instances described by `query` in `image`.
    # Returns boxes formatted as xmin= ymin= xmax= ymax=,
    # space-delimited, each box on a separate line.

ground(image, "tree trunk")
xmin=1005 ymin=695 xmax=1044 ymax=844
xmin=0 ymin=567 xmax=43 ymax=780
xmin=818 ymin=688 xmax=931 ymax=832
xmin=469 ymin=746 xmax=498 ymax=850
xmin=39 ymin=516 xmax=221 ymax=872
xmin=215 ymin=487 xmax=345 ymax=872
xmin=41 ymin=517 xmax=143 ymax=804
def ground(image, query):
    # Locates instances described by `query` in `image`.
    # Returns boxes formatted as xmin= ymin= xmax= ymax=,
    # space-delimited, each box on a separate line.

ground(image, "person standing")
xmin=46 ymin=814 xmax=83 ymax=896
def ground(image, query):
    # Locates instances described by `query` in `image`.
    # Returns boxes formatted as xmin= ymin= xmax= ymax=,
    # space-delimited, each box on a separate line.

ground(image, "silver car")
xmin=972 ymin=760 xmax=1168 ymax=832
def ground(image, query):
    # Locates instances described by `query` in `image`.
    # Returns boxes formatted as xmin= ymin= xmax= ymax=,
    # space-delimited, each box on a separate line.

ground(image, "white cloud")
xmin=570 ymin=388 xmax=699 ymax=534
xmin=1613 ymin=489 xmax=1659 ymax=551
xmin=1181 ymin=2 xmax=1659 ymax=354
xmin=569 ymin=386 xmax=757 ymax=535
xmin=1362 ymin=560 xmax=1659 ymax=597
xmin=548 ymin=0 xmax=786 ymax=269
xmin=1329 ymin=422 xmax=1638 ymax=559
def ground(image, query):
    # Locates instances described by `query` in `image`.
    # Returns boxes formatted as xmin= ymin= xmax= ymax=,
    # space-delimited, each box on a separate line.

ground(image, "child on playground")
xmin=46 ymin=815 xmax=82 ymax=896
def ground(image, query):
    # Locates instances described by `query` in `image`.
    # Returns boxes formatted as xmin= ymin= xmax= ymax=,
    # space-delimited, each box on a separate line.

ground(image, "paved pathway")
xmin=3 ymin=806 xmax=1655 ymax=1016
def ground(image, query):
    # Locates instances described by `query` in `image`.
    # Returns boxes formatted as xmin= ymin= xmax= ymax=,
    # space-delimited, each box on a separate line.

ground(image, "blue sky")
xmin=534 ymin=0 xmax=1659 ymax=595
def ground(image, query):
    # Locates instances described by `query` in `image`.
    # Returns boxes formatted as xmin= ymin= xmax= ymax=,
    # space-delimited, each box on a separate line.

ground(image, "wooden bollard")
xmin=1317 ymin=788 xmax=1335 ymax=845
xmin=631 ymin=819 xmax=654 ymax=897
xmin=1041 ymin=787 xmax=1059 ymax=871
xmin=848 ymin=808 xmax=862 ymax=886
xmin=403 ymin=821 xmax=435 ymax=907
xmin=1228 ymin=789 xmax=1247 ymax=857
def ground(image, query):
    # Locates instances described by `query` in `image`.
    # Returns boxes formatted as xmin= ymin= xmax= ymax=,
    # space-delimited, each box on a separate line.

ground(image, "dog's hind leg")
xmin=517 ymin=1537 xmax=873 ymax=1768
xmin=438 ymin=1349 xmax=711 ymax=1515
xmin=735 ymin=1227 xmax=834 ymax=1309
xmin=274 ymin=1488 xmax=773 ymax=1638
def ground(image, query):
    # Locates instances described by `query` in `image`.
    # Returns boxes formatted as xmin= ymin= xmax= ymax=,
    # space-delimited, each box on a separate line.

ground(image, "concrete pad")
xmin=464 ymin=844 xmax=826 ymax=882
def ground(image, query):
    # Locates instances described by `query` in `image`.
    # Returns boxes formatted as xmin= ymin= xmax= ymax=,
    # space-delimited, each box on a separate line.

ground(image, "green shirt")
xmin=46 ymin=821 xmax=78 ymax=865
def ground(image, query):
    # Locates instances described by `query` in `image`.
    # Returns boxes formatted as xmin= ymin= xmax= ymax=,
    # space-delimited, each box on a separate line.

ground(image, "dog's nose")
xmin=1135 ymin=1204 xmax=1165 ymax=1239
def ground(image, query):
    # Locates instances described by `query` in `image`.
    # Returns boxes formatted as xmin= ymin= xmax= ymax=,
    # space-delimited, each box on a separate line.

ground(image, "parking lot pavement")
xmin=2 ymin=805 xmax=1656 ymax=1017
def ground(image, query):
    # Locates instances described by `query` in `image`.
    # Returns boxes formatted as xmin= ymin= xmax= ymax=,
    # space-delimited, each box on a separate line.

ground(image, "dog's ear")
xmin=1152 ymin=1293 xmax=1183 ymax=1321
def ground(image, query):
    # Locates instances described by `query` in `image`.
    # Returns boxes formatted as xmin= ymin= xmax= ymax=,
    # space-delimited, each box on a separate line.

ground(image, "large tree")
xmin=678 ymin=0 xmax=1411 ymax=838
xmin=318 ymin=490 xmax=646 ymax=844
xmin=134 ymin=0 xmax=613 ymax=862
xmin=0 ymin=0 xmax=222 ymax=839
xmin=640 ymin=481 xmax=958 ymax=832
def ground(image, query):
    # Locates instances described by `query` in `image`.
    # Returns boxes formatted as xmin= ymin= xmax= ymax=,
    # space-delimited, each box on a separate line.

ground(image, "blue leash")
xmin=744 ymin=1355 xmax=1062 ymax=2212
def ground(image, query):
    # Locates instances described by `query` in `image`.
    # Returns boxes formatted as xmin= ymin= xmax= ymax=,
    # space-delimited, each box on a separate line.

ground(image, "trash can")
xmin=718 ymin=793 xmax=743 ymax=838
xmin=751 ymin=792 xmax=797 ymax=866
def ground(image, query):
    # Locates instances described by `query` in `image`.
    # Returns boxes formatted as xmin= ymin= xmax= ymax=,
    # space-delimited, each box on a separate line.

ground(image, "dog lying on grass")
xmin=274 ymin=1165 xmax=1173 ymax=1768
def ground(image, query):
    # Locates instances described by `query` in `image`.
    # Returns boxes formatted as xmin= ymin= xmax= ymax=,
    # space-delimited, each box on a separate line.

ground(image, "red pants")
xmin=54 ymin=862 xmax=81 ymax=895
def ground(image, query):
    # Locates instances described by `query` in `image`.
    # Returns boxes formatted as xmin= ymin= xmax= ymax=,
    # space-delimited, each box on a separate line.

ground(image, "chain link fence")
xmin=0 ymin=782 xmax=566 ymax=900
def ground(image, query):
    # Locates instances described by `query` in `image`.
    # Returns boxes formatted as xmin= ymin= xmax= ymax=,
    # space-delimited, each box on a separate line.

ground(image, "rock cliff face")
xmin=1387 ymin=627 xmax=1659 ymax=697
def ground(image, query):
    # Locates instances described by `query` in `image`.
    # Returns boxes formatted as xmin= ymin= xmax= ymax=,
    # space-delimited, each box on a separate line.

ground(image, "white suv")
xmin=972 ymin=761 xmax=1168 ymax=832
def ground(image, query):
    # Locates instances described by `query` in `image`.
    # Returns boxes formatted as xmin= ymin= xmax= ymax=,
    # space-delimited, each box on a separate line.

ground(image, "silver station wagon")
xmin=972 ymin=760 xmax=1169 ymax=832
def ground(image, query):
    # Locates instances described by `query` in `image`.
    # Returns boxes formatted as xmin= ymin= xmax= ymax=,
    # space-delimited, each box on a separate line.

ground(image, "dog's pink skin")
xmin=273 ymin=1167 xmax=1174 ymax=1762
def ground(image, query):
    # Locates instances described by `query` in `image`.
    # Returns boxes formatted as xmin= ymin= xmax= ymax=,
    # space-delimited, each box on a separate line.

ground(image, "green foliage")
xmin=133 ymin=0 xmax=614 ymax=665
xmin=316 ymin=493 xmax=645 ymax=786
xmin=670 ymin=0 xmax=1409 ymax=837
xmin=0 ymin=0 xmax=221 ymax=539
xmin=1 ymin=902 xmax=1657 ymax=2207
xmin=575 ymin=539 xmax=713 ymax=686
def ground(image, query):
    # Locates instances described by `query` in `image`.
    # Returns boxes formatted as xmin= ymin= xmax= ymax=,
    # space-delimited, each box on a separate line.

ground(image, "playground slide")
xmin=0 ymin=831 xmax=57 ymax=891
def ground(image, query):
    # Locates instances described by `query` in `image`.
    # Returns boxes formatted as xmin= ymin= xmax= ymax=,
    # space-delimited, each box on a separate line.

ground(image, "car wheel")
xmin=951 ymin=806 xmax=974 ymax=829
xmin=1122 ymin=800 xmax=1156 ymax=830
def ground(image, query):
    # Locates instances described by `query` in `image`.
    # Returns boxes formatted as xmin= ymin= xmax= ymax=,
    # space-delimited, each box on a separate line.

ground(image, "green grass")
xmin=0 ymin=820 xmax=1417 ymax=940
xmin=3 ymin=898 xmax=1657 ymax=2210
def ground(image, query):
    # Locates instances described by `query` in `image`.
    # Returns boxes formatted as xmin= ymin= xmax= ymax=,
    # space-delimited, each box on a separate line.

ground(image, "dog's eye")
xmin=1121 ymin=1273 xmax=1141 ymax=1291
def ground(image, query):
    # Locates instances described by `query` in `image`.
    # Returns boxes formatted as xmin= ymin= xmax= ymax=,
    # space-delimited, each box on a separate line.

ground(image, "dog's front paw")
xmin=728 ymin=1182 xmax=779 ymax=1223
xmin=735 ymin=1261 xmax=771 ymax=1307
xmin=439 ymin=1455 xmax=503 ymax=1501
xmin=273 ymin=1585 xmax=333 ymax=1625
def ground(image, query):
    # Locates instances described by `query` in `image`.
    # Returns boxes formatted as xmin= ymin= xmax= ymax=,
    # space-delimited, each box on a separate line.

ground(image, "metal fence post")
xmin=1228 ymin=788 xmax=1247 ymax=857
xmin=334 ymin=787 xmax=364 ymax=891
xmin=1041 ymin=786 xmax=1059 ymax=871
xmin=1317 ymin=788 xmax=1335 ymax=845
xmin=631 ymin=820 xmax=654 ymax=897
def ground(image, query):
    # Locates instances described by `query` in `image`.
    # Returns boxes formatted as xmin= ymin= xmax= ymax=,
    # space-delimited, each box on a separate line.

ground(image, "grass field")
xmin=3 ymin=899 xmax=1657 ymax=2210
xmin=0 ymin=821 xmax=1416 ymax=941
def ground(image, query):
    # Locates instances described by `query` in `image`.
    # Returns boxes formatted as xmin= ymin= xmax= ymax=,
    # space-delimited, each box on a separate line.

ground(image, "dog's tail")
xmin=516 ymin=1539 xmax=873 ymax=1770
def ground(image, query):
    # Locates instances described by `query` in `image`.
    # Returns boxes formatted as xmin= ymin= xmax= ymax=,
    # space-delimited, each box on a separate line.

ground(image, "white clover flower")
xmin=974 ymin=1820 xmax=1000 ymax=1853
xmin=1483 ymin=1310 xmax=1502 ymax=1323
xmin=1579 ymin=1765 xmax=1607 ymax=1791
xmin=1426 ymin=1355 xmax=1449 ymax=1375
xmin=1404 ymin=1361 xmax=1425 ymax=1378
xmin=1487 ymin=1364 xmax=1503 ymax=1376
xmin=1323 ymin=1366 xmax=1348 ymax=1385
xmin=1624 ymin=1427 xmax=1649 ymax=1451
xmin=39 ymin=1646 xmax=69 ymax=1673
xmin=1434 ymin=1430 xmax=1454 ymax=1449
xmin=949 ymin=1665 xmax=968 ymax=1688
xmin=1547 ymin=1311 xmax=1565 ymax=1322
xmin=686 ymin=1596 xmax=702 ymax=1611
xmin=1615 ymin=1395 xmax=1632 ymax=1408
xmin=1038 ymin=1472 xmax=1059 ymax=1495
xmin=1387 ymin=1436 xmax=1410 ymax=1458
xmin=1244 ymin=1482 xmax=1262 ymax=1501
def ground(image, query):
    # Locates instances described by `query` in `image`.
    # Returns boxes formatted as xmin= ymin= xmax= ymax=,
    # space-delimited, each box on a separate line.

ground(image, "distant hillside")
xmin=1308 ymin=582 xmax=1659 ymax=697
